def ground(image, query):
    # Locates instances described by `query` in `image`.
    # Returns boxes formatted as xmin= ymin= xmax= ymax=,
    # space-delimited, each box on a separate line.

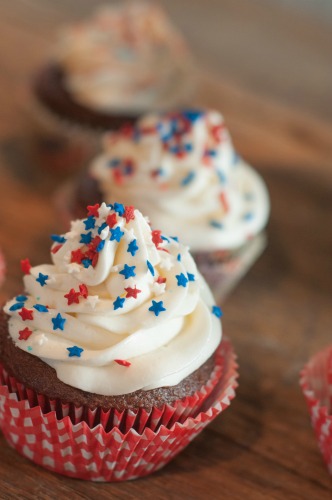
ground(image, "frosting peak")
xmin=4 ymin=203 xmax=222 ymax=395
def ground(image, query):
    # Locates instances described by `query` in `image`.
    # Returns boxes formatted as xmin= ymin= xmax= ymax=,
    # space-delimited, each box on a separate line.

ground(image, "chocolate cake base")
xmin=0 ymin=312 xmax=217 ymax=412
xmin=33 ymin=63 xmax=139 ymax=130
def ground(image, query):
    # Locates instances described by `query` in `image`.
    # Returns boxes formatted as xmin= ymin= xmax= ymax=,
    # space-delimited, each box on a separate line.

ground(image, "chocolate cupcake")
xmin=0 ymin=202 xmax=237 ymax=481
xmin=28 ymin=1 xmax=195 ymax=175
xmin=60 ymin=109 xmax=270 ymax=300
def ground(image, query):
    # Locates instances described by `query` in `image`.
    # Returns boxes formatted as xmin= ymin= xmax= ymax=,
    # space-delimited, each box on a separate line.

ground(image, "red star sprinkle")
xmin=87 ymin=204 xmax=100 ymax=217
xmin=21 ymin=258 xmax=31 ymax=275
xmin=71 ymin=249 xmax=84 ymax=264
xmin=19 ymin=308 xmax=34 ymax=321
xmin=211 ymin=123 xmax=224 ymax=142
xmin=114 ymin=359 xmax=131 ymax=367
xmin=156 ymin=276 xmax=167 ymax=284
xmin=124 ymin=205 xmax=135 ymax=223
xmin=151 ymin=230 xmax=163 ymax=248
xmin=64 ymin=288 xmax=81 ymax=305
xmin=51 ymin=244 xmax=63 ymax=254
xmin=125 ymin=286 xmax=142 ymax=299
xmin=92 ymin=253 xmax=99 ymax=267
xmin=89 ymin=235 xmax=102 ymax=250
xmin=18 ymin=327 xmax=33 ymax=341
xmin=106 ymin=213 xmax=117 ymax=228
xmin=79 ymin=284 xmax=88 ymax=298
xmin=121 ymin=124 xmax=134 ymax=137
xmin=219 ymin=192 xmax=229 ymax=213
xmin=113 ymin=169 xmax=123 ymax=185
xmin=176 ymin=150 xmax=186 ymax=159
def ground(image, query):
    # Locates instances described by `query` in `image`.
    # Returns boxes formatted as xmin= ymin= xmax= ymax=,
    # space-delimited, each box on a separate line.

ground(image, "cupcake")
xmin=0 ymin=202 xmax=237 ymax=481
xmin=27 ymin=1 xmax=195 ymax=175
xmin=300 ymin=346 xmax=332 ymax=474
xmin=61 ymin=109 xmax=270 ymax=300
xmin=0 ymin=247 xmax=5 ymax=288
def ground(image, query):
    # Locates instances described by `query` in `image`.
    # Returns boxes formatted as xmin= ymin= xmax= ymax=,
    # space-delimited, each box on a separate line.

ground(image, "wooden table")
xmin=0 ymin=1 xmax=332 ymax=498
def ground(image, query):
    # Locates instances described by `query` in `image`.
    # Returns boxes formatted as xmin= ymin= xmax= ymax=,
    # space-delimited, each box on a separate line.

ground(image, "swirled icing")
xmin=90 ymin=110 xmax=270 ymax=251
xmin=4 ymin=203 xmax=222 ymax=396
xmin=55 ymin=1 xmax=194 ymax=112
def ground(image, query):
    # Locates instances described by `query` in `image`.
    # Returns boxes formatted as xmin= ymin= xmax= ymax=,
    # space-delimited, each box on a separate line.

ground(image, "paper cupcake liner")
xmin=193 ymin=232 xmax=267 ymax=303
xmin=0 ymin=338 xmax=237 ymax=481
xmin=300 ymin=346 xmax=332 ymax=474
xmin=0 ymin=247 xmax=5 ymax=287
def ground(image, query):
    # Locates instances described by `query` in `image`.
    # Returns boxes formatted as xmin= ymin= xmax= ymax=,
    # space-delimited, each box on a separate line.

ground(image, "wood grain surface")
xmin=0 ymin=1 xmax=332 ymax=498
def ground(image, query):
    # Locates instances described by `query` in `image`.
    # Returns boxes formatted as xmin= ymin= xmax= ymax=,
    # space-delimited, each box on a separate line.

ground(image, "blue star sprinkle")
xmin=149 ymin=300 xmax=166 ymax=317
xmin=96 ymin=240 xmax=105 ymax=252
xmin=177 ymin=254 xmax=181 ymax=262
xmin=147 ymin=260 xmax=155 ymax=276
xmin=36 ymin=273 xmax=49 ymax=287
xmin=82 ymin=259 xmax=92 ymax=268
xmin=210 ymin=220 xmax=223 ymax=229
xmin=182 ymin=110 xmax=204 ymax=122
xmin=206 ymin=149 xmax=217 ymax=157
xmin=127 ymin=239 xmax=139 ymax=256
xmin=83 ymin=216 xmax=96 ymax=230
xmin=52 ymin=313 xmax=66 ymax=331
xmin=243 ymin=212 xmax=254 ymax=221
xmin=51 ymin=234 xmax=66 ymax=244
xmin=113 ymin=296 xmax=125 ymax=310
xmin=114 ymin=202 xmax=125 ymax=216
xmin=187 ymin=273 xmax=195 ymax=282
xmin=176 ymin=273 xmax=188 ymax=287
xmin=110 ymin=226 xmax=124 ymax=242
xmin=170 ymin=236 xmax=179 ymax=242
xmin=16 ymin=295 xmax=27 ymax=302
xmin=161 ymin=235 xmax=169 ymax=242
xmin=184 ymin=143 xmax=193 ymax=152
xmin=33 ymin=304 xmax=48 ymax=313
xmin=212 ymin=305 xmax=223 ymax=318
xmin=80 ymin=232 xmax=92 ymax=244
xmin=216 ymin=170 xmax=226 ymax=184
xmin=67 ymin=346 xmax=84 ymax=358
xmin=119 ymin=264 xmax=136 ymax=279
xmin=108 ymin=158 xmax=120 ymax=168
xmin=181 ymin=171 xmax=195 ymax=186
xmin=9 ymin=303 xmax=24 ymax=311
xmin=98 ymin=222 xmax=108 ymax=235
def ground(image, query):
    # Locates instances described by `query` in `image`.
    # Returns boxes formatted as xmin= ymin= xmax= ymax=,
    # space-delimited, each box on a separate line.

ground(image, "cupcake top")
xmin=90 ymin=109 xmax=270 ymax=252
xmin=4 ymin=203 xmax=222 ymax=396
xmin=55 ymin=1 xmax=194 ymax=113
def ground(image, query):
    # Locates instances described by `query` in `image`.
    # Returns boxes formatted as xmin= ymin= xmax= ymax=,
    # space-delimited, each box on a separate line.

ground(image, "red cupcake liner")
xmin=300 ymin=345 xmax=332 ymax=474
xmin=193 ymin=232 xmax=267 ymax=303
xmin=0 ymin=247 xmax=5 ymax=287
xmin=0 ymin=338 xmax=237 ymax=481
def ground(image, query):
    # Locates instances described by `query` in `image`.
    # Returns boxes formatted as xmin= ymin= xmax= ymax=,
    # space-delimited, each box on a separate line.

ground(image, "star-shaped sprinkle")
xmin=9 ymin=303 xmax=23 ymax=311
xmin=82 ymin=259 xmax=92 ymax=268
xmin=86 ymin=295 xmax=99 ymax=309
xmin=110 ymin=226 xmax=124 ymax=242
xmin=87 ymin=204 xmax=100 ymax=217
xmin=83 ymin=216 xmax=96 ymax=230
xmin=51 ymin=244 xmax=63 ymax=254
xmin=80 ymin=231 xmax=92 ymax=244
xmin=98 ymin=222 xmax=108 ymax=235
xmin=67 ymin=346 xmax=84 ymax=358
xmin=21 ymin=258 xmax=31 ymax=274
xmin=64 ymin=288 xmax=81 ymax=305
xmin=114 ymin=202 xmax=125 ymax=216
xmin=243 ymin=212 xmax=254 ymax=221
xmin=149 ymin=300 xmax=166 ymax=317
xmin=124 ymin=205 xmax=135 ymax=223
xmin=96 ymin=240 xmax=105 ymax=252
xmin=177 ymin=254 xmax=181 ymax=261
xmin=127 ymin=239 xmax=139 ymax=256
xmin=106 ymin=213 xmax=117 ymax=228
xmin=33 ymin=304 xmax=48 ymax=312
xmin=51 ymin=234 xmax=66 ymax=244
xmin=212 ymin=305 xmax=223 ymax=318
xmin=152 ymin=230 xmax=163 ymax=248
xmin=71 ymin=249 xmax=84 ymax=264
xmin=176 ymin=273 xmax=188 ymax=287
xmin=187 ymin=273 xmax=195 ymax=282
xmin=147 ymin=260 xmax=155 ymax=276
xmin=113 ymin=296 xmax=125 ymax=310
xmin=18 ymin=327 xmax=33 ymax=341
xmin=19 ymin=308 xmax=34 ymax=321
xmin=181 ymin=171 xmax=195 ymax=186
xmin=16 ymin=295 xmax=27 ymax=302
xmin=119 ymin=264 xmax=136 ymax=279
xmin=52 ymin=313 xmax=66 ymax=331
xmin=114 ymin=359 xmax=131 ymax=367
xmin=156 ymin=276 xmax=167 ymax=284
xmin=125 ymin=286 xmax=142 ymax=299
xmin=219 ymin=192 xmax=229 ymax=212
xmin=36 ymin=272 xmax=49 ymax=287
xmin=79 ymin=284 xmax=88 ymax=298
xmin=210 ymin=220 xmax=223 ymax=229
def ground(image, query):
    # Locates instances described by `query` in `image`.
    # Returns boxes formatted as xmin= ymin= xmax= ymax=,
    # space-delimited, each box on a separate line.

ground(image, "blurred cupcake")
xmin=28 ymin=1 xmax=195 ymax=175
xmin=300 ymin=346 xmax=332 ymax=474
xmin=0 ymin=202 xmax=237 ymax=481
xmin=0 ymin=247 xmax=5 ymax=288
xmin=62 ymin=109 xmax=270 ymax=300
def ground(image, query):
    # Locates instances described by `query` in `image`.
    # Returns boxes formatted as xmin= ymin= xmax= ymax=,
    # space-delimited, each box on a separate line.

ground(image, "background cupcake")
xmin=63 ymin=109 xmax=270 ymax=300
xmin=27 ymin=1 xmax=196 ymax=175
xmin=0 ymin=202 xmax=237 ymax=481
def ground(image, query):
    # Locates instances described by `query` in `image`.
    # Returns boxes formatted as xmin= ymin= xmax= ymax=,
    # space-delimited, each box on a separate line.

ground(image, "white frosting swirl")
xmin=90 ymin=110 xmax=270 ymax=252
xmin=4 ymin=203 xmax=221 ymax=396
xmin=55 ymin=1 xmax=194 ymax=112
